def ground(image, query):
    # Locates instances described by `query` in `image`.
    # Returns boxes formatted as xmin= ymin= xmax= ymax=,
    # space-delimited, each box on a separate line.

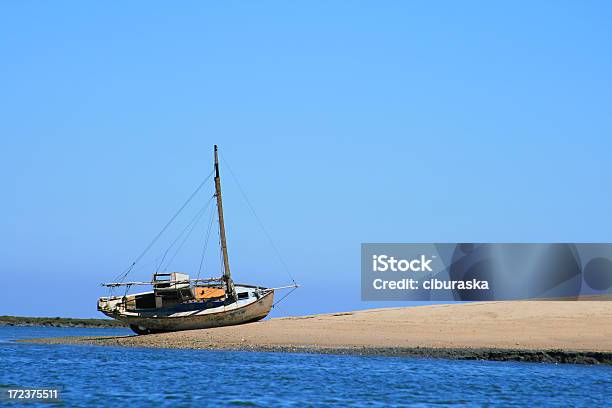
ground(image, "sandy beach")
xmin=23 ymin=301 xmax=612 ymax=364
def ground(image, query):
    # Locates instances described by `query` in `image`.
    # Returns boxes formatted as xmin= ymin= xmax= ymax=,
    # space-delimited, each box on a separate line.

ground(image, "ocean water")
xmin=1 ymin=326 xmax=610 ymax=407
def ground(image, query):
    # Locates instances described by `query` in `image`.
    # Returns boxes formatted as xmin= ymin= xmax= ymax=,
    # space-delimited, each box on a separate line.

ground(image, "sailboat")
xmin=97 ymin=145 xmax=297 ymax=334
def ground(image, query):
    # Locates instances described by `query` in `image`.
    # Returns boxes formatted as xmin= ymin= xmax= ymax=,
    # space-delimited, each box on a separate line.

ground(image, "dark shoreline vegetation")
xmin=19 ymin=336 xmax=612 ymax=365
xmin=311 ymin=347 xmax=612 ymax=365
xmin=0 ymin=316 xmax=127 ymax=328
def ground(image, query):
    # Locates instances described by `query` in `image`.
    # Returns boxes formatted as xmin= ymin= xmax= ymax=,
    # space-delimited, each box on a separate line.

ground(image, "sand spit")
xmin=21 ymin=301 xmax=612 ymax=364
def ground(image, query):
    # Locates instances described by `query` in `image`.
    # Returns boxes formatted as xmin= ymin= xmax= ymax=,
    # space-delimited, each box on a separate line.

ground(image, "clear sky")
xmin=2 ymin=1 xmax=612 ymax=317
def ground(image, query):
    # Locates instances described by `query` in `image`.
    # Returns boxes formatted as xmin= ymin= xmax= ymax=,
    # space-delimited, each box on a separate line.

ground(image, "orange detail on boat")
xmin=194 ymin=286 xmax=226 ymax=300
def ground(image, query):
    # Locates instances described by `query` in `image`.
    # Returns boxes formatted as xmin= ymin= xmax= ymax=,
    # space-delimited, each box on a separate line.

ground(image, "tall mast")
xmin=214 ymin=145 xmax=236 ymax=301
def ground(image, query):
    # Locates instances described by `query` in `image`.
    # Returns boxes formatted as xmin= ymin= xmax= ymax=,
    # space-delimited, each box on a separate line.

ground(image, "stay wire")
xmin=197 ymin=203 xmax=216 ymax=280
xmin=162 ymin=197 xmax=213 ymax=272
xmin=115 ymin=169 xmax=215 ymax=282
xmin=156 ymin=196 xmax=214 ymax=273
xmin=219 ymin=151 xmax=298 ymax=286
xmin=272 ymin=287 xmax=298 ymax=309
xmin=215 ymin=199 xmax=225 ymax=278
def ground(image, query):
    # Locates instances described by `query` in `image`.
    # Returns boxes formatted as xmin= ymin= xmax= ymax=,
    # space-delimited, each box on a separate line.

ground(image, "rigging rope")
xmin=219 ymin=151 xmax=298 ymax=286
xmin=215 ymin=198 xmax=225 ymax=279
xmin=272 ymin=286 xmax=298 ymax=309
xmin=114 ymin=169 xmax=215 ymax=282
xmin=156 ymin=196 xmax=214 ymax=273
xmin=197 ymin=201 xmax=216 ymax=280
xmin=132 ymin=252 xmax=166 ymax=274
xmin=162 ymin=197 xmax=213 ymax=272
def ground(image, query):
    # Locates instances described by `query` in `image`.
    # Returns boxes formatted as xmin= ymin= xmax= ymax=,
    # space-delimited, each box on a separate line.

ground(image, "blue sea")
xmin=1 ymin=326 xmax=610 ymax=407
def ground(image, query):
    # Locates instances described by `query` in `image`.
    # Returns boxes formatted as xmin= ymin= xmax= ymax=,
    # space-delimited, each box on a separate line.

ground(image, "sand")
xmin=23 ymin=301 xmax=612 ymax=364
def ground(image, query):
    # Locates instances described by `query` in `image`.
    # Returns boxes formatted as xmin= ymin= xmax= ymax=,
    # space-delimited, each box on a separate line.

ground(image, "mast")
xmin=214 ymin=145 xmax=236 ymax=301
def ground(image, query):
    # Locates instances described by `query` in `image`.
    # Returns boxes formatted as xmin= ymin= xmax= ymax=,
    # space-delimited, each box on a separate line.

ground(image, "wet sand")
xmin=22 ymin=301 xmax=612 ymax=364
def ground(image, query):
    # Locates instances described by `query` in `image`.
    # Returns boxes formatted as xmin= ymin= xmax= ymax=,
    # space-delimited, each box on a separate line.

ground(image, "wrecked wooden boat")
xmin=98 ymin=145 xmax=297 ymax=334
xmin=98 ymin=275 xmax=277 ymax=334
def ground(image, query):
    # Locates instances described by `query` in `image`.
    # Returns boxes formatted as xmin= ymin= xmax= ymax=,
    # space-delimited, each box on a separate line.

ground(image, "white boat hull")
xmin=98 ymin=286 xmax=274 ymax=333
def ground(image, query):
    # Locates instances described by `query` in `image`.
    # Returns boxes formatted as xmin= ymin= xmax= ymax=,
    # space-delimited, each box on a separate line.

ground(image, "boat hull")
xmin=100 ymin=289 xmax=274 ymax=333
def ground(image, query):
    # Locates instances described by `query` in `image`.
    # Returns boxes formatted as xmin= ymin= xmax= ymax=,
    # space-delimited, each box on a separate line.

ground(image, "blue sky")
xmin=2 ymin=1 xmax=612 ymax=317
